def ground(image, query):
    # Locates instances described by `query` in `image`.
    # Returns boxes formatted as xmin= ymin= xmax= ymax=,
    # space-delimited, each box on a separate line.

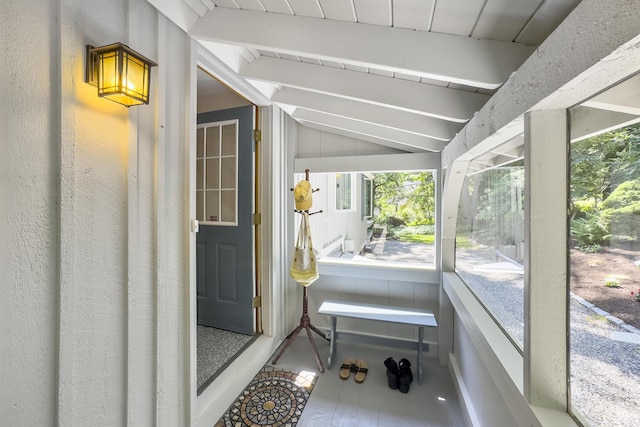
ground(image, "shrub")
xmin=604 ymin=277 xmax=620 ymax=288
xmin=571 ymin=199 xmax=596 ymax=219
xmin=570 ymin=211 xmax=610 ymax=249
xmin=601 ymin=178 xmax=640 ymax=240
xmin=576 ymin=244 xmax=602 ymax=253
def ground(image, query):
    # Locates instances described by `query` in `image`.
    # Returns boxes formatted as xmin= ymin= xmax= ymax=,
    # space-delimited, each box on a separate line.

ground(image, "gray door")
xmin=196 ymin=105 xmax=254 ymax=334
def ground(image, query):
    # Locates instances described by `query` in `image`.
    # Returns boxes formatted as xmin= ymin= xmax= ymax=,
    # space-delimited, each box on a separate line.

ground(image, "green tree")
xmin=373 ymin=172 xmax=409 ymax=225
xmin=404 ymin=172 xmax=435 ymax=225
xmin=474 ymin=167 xmax=524 ymax=246
xmin=569 ymin=124 xmax=640 ymax=247
xmin=372 ymin=172 xmax=435 ymax=227
xmin=571 ymin=125 xmax=640 ymax=208
xmin=601 ymin=178 xmax=640 ymax=240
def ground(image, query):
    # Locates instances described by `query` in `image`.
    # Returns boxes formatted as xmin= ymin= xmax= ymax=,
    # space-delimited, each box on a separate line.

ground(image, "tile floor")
xmin=269 ymin=334 xmax=467 ymax=427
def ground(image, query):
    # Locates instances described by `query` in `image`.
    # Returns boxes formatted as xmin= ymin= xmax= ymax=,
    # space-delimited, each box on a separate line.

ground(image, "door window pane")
xmin=221 ymin=157 xmax=236 ymax=189
xmin=206 ymin=190 xmax=219 ymax=222
xmin=221 ymin=124 xmax=236 ymax=156
xmin=221 ymin=190 xmax=236 ymax=223
xmin=197 ymin=128 xmax=204 ymax=157
xmin=206 ymin=125 xmax=220 ymax=156
xmin=197 ymin=120 xmax=238 ymax=225
xmin=196 ymin=191 xmax=204 ymax=222
xmin=206 ymin=158 xmax=219 ymax=190
xmin=196 ymin=159 xmax=204 ymax=190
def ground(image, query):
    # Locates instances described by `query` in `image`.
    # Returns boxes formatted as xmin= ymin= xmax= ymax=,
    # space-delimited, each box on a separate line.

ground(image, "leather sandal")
xmin=384 ymin=357 xmax=399 ymax=389
xmin=339 ymin=358 xmax=356 ymax=380
xmin=353 ymin=359 xmax=368 ymax=383
xmin=398 ymin=358 xmax=413 ymax=393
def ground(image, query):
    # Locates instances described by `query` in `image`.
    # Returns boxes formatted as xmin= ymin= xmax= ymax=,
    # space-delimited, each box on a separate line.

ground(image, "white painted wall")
xmin=197 ymin=92 xmax=251 ymax=113
xmin=1 ymin=0 xmax=192 ymax=425
xmin=297 ymin=125 xmax=404 ymax=158
xmin=452 ymin=313 xmax=520 ymax=427
xmin=308 ymin=273 xmax=440 ymax=354
xmin=1 ymin=1 xmax=60 ymax=424
xmin=292 ymin=171 xmax=369 ymax=256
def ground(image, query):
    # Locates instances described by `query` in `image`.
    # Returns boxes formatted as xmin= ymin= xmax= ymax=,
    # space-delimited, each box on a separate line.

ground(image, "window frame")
xmin=361 ymin=175 xmax=373 ymax=220
xmin=196 ymin=119 xmax=239 ymax=227
xmin=335 ymin=172 xmax=353 ymax=212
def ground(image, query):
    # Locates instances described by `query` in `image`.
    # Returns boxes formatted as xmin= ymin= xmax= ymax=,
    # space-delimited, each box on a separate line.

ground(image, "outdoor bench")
xmin=317 ymin=300 xmax=438 ymax=384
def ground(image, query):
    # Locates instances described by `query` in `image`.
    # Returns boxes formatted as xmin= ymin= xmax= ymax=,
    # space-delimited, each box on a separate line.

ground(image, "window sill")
xmin=443 ymin=272 xmax=579 ymax=427
xmin=444 ymin=272 xmax=524 ymax=391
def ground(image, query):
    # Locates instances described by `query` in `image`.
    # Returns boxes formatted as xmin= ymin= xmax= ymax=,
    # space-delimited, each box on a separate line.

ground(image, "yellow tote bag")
xmin=290 ymin=212 xmax=319 ymax=286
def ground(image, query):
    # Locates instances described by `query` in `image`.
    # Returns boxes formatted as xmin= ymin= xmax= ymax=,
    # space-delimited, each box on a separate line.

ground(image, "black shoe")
xmin=398 ymin=358 xmax=413 ymax=393
xmin=383 ymin=357 xmax=399 ymax=390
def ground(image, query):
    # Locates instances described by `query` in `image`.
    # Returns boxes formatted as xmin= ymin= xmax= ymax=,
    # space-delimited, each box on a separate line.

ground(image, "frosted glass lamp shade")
xmin=86 ymin=43 xmax=157 ymax=107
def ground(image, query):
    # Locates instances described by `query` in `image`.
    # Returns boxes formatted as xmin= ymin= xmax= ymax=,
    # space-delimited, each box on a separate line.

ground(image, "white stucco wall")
xmin=1 ymin=0 xmax=192 ymax=425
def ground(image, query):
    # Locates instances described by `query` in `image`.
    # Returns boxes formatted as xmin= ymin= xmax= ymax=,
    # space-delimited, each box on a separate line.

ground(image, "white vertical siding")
xmin=2 ymin=1 xmax=192 ymax=426
xmin=307 ymin=274 xmax=440 ymax=351
xmin=0 ymin=0 xmax=61 ymax=425
xmin=293 ymin=171 xmax=369 ymax=256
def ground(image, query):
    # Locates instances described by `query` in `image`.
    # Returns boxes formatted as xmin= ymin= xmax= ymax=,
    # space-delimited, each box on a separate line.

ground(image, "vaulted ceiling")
xmin=180 ymin=0 xmax=581 ymax=154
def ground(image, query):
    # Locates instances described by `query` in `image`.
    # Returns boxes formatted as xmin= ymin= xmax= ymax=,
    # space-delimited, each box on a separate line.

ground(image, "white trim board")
xmin=295 ymin=152 xmax=441 ymax=173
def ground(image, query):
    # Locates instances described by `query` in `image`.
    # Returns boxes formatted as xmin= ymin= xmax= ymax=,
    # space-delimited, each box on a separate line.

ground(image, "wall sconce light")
xmin=85 ymin=43 xmax=157 ymax=107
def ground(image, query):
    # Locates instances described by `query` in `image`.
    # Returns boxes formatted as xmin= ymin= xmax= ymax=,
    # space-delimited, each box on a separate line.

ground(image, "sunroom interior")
xmin=185 ymin=1 xmax=640 ymax=426
xmin=4 ymin=1 xmax=640 ymax=427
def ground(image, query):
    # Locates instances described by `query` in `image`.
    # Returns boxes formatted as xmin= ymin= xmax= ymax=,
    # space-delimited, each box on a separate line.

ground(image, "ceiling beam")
xmin=298 ymin=122 xmax=426 ymax=153
xmin=293 ymin=109 xmax=448 ymax=152
xmin=243 ymin=57 xmax=489 ymax=122
xmin=189 ymin=7 xmax=535 ymax=89
xmin=273 ymin=87 xmax=463 ymax=140
xmin=295 ymin=153 xmax=441 ymax=174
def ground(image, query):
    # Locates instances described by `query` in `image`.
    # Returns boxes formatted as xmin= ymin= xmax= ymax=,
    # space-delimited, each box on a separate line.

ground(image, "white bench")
xmin=317 ymin=300 xmax=437 ymax=384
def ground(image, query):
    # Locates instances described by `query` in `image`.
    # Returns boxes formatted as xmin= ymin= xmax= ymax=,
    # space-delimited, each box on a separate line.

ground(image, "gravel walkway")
xmin=570 ymin=299 xmax=640 ymax=427
xmin=455 ymin=249 xmax=640 ymax=427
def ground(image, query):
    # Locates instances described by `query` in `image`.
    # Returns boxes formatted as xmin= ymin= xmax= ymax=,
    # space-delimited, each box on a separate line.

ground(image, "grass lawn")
xmin=397 ymin=233 xmax=474 ymax=248
xmin=398 ymin=234 xmax=434 ymax=244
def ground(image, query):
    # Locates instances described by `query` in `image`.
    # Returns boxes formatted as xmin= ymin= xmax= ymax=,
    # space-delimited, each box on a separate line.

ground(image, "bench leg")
xmin=417 ymin=326 xmax=424 ymax=385
xmin=327 ymin=315 xmax=337 ymax=369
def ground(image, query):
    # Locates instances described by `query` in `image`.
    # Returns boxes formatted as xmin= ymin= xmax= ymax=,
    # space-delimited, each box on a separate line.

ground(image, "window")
xmin=296 ymin=170 xmax=436 ymax=266
xmin=455 ymin=162 xmax=525 ymax=349
xmin=568 ymin=120 xmax=640 ymax=426
xmin=196 ymin=120 xmax=238 ymax=225
xmin=362 ymin=176 xmax=373 ymax=219
xmin=336 ymin=173 xmax=352 ymax=210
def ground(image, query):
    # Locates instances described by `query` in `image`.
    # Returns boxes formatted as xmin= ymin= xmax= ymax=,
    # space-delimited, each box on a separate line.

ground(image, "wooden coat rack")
xmin=271 ymin=169 xmax=328 ymax=372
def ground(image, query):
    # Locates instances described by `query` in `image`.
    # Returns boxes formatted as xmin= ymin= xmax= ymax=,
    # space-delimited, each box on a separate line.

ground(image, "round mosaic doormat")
xmin=215 ymin=366 xmax=317 ymax=427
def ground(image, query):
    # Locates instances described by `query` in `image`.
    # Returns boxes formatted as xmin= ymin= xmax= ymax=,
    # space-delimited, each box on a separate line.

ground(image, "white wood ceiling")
xmin=187 ymin=0 xmax=581 ymax=153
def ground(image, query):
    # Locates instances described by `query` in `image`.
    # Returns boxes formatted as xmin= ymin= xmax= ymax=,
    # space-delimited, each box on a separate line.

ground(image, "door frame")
xmin=187 ymin=43 xmax=291 ymax=427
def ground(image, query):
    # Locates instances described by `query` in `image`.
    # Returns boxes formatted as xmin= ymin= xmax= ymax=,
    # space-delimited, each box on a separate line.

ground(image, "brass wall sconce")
xmin=86 ymin=43 xmax=157 ymax=107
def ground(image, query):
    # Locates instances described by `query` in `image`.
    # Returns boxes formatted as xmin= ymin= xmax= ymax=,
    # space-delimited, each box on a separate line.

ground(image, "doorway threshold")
xmin=197 ymin=325 xmax=260 ymax=395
